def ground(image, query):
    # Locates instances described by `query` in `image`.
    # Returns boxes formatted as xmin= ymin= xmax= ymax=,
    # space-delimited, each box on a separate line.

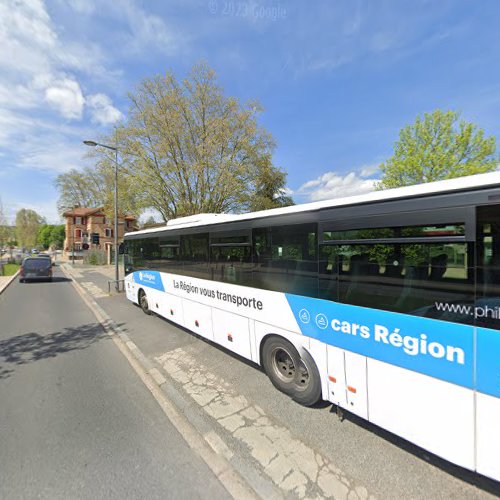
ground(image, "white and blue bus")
xmin=124 ymin=172 xmax=500 ymax=482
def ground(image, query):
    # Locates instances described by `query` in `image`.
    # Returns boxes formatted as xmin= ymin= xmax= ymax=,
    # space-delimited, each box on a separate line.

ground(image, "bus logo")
xmin=315 ymin=313 xmax=328 ymax=330
xmin=299 ymin=309 xmax=310 ymax=324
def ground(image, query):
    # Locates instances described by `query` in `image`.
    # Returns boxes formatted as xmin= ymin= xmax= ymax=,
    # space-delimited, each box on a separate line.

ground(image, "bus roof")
xmin=126 ymin=171 xmax=500 ymax=237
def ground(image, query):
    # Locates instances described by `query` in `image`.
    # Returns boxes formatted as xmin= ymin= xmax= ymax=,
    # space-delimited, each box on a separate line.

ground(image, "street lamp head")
xmin=83 ymin=140 xmax=98 ymax=147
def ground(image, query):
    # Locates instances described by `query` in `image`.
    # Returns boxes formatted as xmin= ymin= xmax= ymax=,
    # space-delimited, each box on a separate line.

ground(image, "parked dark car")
xmin=19 ymin=257 xmax=53 ymax=283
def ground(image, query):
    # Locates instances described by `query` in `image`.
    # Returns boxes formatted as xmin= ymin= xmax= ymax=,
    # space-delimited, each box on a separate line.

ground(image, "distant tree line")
xmin=0 ymin=204 xmax=65 ymax=251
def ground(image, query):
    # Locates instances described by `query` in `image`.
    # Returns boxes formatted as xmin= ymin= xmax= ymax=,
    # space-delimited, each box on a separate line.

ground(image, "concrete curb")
xmin=61 ymin=264 xmax=260 ymax=500
xmin=0 ymin=270 xmax=20 ymax=295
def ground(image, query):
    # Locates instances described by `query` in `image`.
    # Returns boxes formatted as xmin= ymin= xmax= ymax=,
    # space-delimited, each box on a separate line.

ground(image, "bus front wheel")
xmin=262 ymin=336 xmax=322 ymax=407
xmin=138 ymin=289 xmax=152 ymax=315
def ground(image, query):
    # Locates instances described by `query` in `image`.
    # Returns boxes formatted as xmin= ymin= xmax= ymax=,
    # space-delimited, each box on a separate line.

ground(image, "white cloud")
xmin=45 ymin=77 xmax=85 ymax=119
xmin=278 ymin=187 xmax=294 ymax=197
xmin=86 ymin=93 xmax=124 ymax=125
xmin=66 ymin=0 xmax=96 ymax=15
xmin=298 ymin=171 xmax=378 ymax=202
xmin=139 ymin=208 xmax=163 ymax=226
xmin=18 ymin=140 xmax=85 ymax=174
xmin=360 ymin=163 xmax=380 ymax=178
xmin=4 ymin=199 xmax=62 ymax=225
xmin=0 ymin=0 xmax=119 ymax=123
xmin=0 ymin=0 xmax=56 ymax=77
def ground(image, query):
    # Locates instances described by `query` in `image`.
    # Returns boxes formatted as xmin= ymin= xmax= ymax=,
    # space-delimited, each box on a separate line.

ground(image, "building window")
xmin=105 ymin=228 xmax=113 ymax=238
xmin=75 ymin=229 xmax=82 ymax=238
xmin=75 ymin=216 xmax=82 ymax=224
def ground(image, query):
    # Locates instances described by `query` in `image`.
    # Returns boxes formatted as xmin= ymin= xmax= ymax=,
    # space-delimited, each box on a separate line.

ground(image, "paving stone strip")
xmin=156 ymin=348 xmax=376 ymax=500
xmin=80 ymin=281 xmax=107 ymax=299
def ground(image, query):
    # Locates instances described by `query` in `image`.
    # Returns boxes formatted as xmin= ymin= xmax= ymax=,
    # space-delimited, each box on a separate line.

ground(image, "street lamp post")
xmin=83 ymin=139 xmax=120 ymax=291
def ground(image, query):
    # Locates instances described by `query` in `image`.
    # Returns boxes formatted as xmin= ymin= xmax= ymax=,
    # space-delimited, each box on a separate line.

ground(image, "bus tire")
xmin=138 ymin=289 xmax=152 ymax=315
xmin=262 ymin=336 xmax=322 ymax=407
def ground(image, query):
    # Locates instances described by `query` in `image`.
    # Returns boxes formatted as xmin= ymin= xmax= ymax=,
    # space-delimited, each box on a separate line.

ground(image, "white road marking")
xmin=80 ymin=281 xmax=107 ymax=299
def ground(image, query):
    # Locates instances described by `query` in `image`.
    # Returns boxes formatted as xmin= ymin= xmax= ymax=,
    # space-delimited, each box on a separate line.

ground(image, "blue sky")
xmin=0 ymin=0 xmax=499 ymax=223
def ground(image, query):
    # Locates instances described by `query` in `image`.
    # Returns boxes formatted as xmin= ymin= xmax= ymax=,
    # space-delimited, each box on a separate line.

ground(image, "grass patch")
xmin=1 ymin=263 xmax=20 ymax=276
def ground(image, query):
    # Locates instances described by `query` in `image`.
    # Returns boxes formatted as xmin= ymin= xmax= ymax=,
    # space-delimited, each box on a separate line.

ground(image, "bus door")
xmin=327 ymin=346 xmax=368 ymax=419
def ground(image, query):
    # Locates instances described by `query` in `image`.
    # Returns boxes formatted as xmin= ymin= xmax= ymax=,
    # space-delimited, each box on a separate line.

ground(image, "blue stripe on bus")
xmin=132 ymin=270 xmax=165 ymax=292
xmin=476 ymin=327 xmax=500 ymax=398
xmin=285 ymin=293 xmax=475 ymax=390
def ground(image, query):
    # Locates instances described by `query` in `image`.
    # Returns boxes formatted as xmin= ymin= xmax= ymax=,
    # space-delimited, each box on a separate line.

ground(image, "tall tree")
xmin=37 ymin=224 xmax=64 ymax=249
xmin=111 ymin=62 xmax=282 ymax=221
xmin=377 ymin=110 xmax=498 ymax=189
xmin=0 ymin=197 xmax=9 ymax=248
xmin=55 ymin=162 xmax=143 ymax=219
xmin=49 ymin=225 xmax=66 ymax=249
xmin=15 ymin=209 xmax=45 ymax=248
xmin=247 ymin=161 xmax=294 ymax=211
xmin=54 ymin=168 xmax=101 ymax=213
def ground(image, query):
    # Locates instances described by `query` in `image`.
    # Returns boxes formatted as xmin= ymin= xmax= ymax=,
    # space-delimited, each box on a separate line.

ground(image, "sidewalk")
xmin=60 ymin=264 xmax=500 ymax=500
xmin=0 ymin=272 xmax=20 ymax=295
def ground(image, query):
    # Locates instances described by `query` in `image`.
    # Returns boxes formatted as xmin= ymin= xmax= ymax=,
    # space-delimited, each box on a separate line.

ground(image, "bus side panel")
xmin=367 ymin=358 xmax=475 ymax=470
xmin=212 ymin=308 xmax=251 ymax=359
xmin=326 ymin=345 xmax=347 ymax=407
xmin=254 ymin=321 xmax=309 ymax=366
xmin=143 ymin=287 xmax=163 ymax=314
xmin=159 ymin=292 xmax=185 ymax=328
xmin=182 ymin=299 xmax=214 ymax=341
xmin=308 ymin=338 xmax=329 ymax=401
xmin=344 ymin=351 xmax=368 ymax=419
xmin=125 ymin=275 xmax=138 ymax=304
xmin=476 ymin=392 xmax=500 ymax=480
xmin=475 ymin=326 xmax=500 ymax=481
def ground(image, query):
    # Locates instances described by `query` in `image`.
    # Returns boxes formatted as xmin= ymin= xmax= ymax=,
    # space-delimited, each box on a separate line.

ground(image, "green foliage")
xmin=246 ymin=162 xmax=294 ymax=211
xmin=55 ymin=161 xmax=143 ymax=220
xmin=378 ymin=110 xmax=498 ymax=189
xmin=0 ymin=197 xmax=11 ymax=248
xmin=37 ymin=224 xmax=65 ymax=249
xmin=113 ymin=62 xmax=286 ymax=221
xmin=50 ymin=225 xmax=66 ymax=249
xmin=15 ymin=209 xmax=45 ymax=248
xmin=84 ymin=249 xmax=107 ymax=265
xmin=1 ymin=263 xmax=20 ymax=276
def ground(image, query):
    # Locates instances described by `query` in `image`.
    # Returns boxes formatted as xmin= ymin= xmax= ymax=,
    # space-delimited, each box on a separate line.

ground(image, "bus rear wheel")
xmin=138 ymin=289 xmax=152 ymax=315
xmin=262 ymin=336 xmax=322 ymax=407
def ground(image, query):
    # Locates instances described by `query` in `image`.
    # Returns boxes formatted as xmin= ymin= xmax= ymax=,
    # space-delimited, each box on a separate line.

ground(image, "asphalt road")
xmin=76 ymin=266 xmax=500 ymax=500
xmin=0 ymin=269 xmax=231 ymax=500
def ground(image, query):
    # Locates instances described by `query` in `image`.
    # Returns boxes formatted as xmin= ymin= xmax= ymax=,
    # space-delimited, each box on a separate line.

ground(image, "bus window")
xmin=476 ymin=205 xmax=500 ymax=330
xmin=318 ymin=245 xmax=339 ymax=301
xmin=329 ymin=241 xmax=473 ymax=324
xmin=253 ymin=224 xmax=317 ymax=297
xmin=210 ymin=246 xmax=252 ymax=285
xmin=180 ymin=233 xmax=209 ymax=280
